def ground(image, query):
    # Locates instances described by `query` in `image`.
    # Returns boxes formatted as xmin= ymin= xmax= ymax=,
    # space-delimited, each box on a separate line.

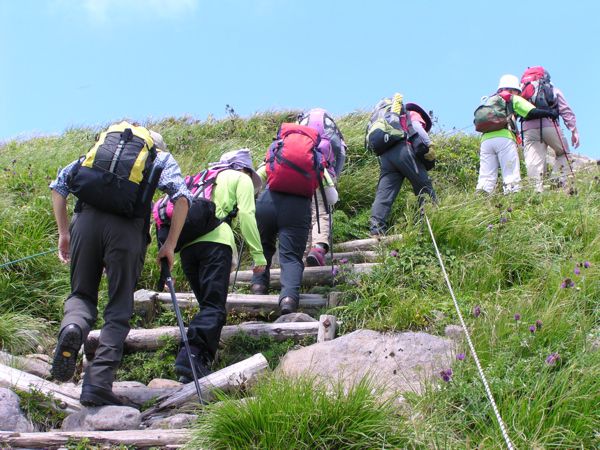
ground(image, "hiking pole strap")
xmin=159 ymin=258 xmax=204 ymax=403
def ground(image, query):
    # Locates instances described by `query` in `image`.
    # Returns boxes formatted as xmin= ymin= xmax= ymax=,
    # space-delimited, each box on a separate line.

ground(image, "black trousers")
xmin=180 ymin=241 xmax=232 ymax=360
xmin=251 ymin=189 xmax=312 ymax=301
xmin=62 ymin=205 xmax=146 ymax=391
xmin=370 ymin=142 xmax=437 ymax=234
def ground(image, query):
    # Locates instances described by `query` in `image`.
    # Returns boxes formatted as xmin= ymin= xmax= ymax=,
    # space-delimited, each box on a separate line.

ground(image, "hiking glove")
xmin=424 ymin=147 xmax=436 ymax=161
xmin=324 ymin=186 xmax=339 ymax=206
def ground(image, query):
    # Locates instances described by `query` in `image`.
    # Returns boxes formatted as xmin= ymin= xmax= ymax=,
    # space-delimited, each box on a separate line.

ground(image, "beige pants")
xmin=309 ymin=189 xmax=330 ymax=249
xmin=523 ymin=127 xmax=570 ymax=192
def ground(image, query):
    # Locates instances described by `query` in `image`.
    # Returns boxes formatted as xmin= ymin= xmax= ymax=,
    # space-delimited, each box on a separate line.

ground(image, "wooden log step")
xmin=142 ymin=353 xmax=268 ymax=417
xmin=0 ymin=429 xmax=191 ymax=449
xmin=334 ymin=234 xmax=402 ymax=252
xmin=0 ymin=362 xmax=82 ymax=413
xmin=135 ymin=291 xmax=328 ymax=316
xmin=86 ymin=322 xmax=320 ymax=353
xmin=326 ymin=250 xmax=377 ymax=263
xmin=229 ymin=262 xmax=378 ymax=288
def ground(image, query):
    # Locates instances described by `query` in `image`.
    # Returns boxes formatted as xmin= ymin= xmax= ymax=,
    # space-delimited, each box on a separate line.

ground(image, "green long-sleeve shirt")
xmin=187 ymin=169 xmax=266 ymax=266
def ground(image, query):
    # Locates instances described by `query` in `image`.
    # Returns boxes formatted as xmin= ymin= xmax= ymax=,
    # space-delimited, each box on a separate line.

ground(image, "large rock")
xmin=278 ymin=329 xmax=454 ymax=398
xmin=0 ymin=388 xmax=34 ymax=432
xmin=274 ymin=313 xmax=318 ymax=323
xmin=61 ymin=405 xmax=141 ymax=431
xmin=145 ymin=413 xmax=197 ymax=429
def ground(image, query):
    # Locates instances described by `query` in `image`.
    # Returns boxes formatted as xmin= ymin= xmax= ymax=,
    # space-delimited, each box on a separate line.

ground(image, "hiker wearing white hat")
xmin=473 ymin=75 xmax=558 ymax=194
xmin=173 ymin=148 xmax=266 ymax=383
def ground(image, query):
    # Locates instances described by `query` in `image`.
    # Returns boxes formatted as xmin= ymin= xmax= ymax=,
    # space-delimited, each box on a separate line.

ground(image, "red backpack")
xmin=265 ymin=123 xmax=327 ymax=198
xmin=520 ymin=66 xmax=557 ymax=110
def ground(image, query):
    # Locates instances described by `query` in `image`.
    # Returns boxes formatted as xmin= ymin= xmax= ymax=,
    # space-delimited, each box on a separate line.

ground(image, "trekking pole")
xmin=328 ymin=204 xmax=335 ymax=286
xmin=158 ymin=258 xmax=204 ymax=403
xmin=551 ymin=118 xmax=575 ymax=179
xmin=231 ymin=239 xmax=245 ymax=293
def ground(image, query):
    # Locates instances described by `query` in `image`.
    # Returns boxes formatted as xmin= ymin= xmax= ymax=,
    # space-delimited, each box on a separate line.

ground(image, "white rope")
xmin=423 ymin=211 xmax=516 ymax=450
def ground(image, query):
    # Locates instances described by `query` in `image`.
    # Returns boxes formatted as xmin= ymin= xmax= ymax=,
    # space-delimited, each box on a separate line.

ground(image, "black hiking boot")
xmin=279 ymin=297 xmax=299 ymax=315
xmin=251 ymin=283 xmax=268 ymax=295
xmin=175 ymin=346 xmax=212 ymax=384
xmin=51 ymin=324 xmax=82 ymax=382
xmin=80 ymin=384 xmax=138 ymax=408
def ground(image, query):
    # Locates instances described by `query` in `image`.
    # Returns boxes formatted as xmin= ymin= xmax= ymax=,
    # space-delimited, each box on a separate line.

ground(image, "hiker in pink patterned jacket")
xmin=520 ymin=68 xmax=580 ymax=192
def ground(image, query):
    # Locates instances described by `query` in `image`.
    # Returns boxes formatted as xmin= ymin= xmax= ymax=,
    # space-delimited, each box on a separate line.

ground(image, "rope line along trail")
xmin=0 ymin=248 xmax=57 ymax=269
xmin=423 ymin=210 xmax=516 ymax=450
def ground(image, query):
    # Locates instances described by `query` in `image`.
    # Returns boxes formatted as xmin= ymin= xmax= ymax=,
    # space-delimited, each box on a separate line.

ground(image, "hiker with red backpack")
xmin=297 ymin=108 xmax=347 ymax=267
xmin=153 ymin=148 xmax=266 ymax=383
xmin=473 ymin=74 xmax=558 ymax=194
xmin=49 ymin=123 xmax=192 ymax=406
xmin=367 ymin=93 xmax=436 ymax=236
xmin=520 ymin=66 xmax=579 ymax=192
xmin=250 ymin=122 xmax=338 ymax=314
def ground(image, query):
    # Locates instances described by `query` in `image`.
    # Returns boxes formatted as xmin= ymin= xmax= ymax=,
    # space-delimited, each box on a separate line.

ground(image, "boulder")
xmin=147 ymin=378 xmax=183 ymax=389
xmin=274 ymin=313 xmax=318 ymax=323
xmin=277 ymin=329 xmax=454 ymax=398
xmin=61 ymin=405 xmax=141 ymax=431
xmin=146 ymin=413 xmax=197 ymax=429
xmin=0 ymin=388 xmax=34 ymax=432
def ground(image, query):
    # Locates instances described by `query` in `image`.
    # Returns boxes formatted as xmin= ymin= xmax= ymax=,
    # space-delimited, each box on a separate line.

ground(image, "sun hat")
xmin=209 ymin=148 xmax=262 ymax=193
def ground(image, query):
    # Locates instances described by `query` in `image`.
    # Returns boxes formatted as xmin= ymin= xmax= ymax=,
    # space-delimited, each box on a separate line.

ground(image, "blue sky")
xmin=1 ymin=0 xmax=599 ymax=158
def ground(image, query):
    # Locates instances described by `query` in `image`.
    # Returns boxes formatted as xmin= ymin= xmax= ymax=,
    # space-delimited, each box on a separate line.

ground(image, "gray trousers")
xmin=370 ymin=142 xmax=436 ymax=234
xmin=61 ymin=205 xmax=146 ymax=390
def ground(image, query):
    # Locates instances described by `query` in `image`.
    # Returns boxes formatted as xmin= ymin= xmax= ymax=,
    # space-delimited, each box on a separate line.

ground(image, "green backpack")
xmin=473 ymin=94 xmax=514 ymax=133
xmin=365 ymin=98 xmax=407 ymax=156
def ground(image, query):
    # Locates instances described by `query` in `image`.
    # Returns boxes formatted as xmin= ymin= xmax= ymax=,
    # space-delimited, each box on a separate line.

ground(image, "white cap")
xmin=149 ymin=130 xmax=167 ymax=151
xmin=497 ymin=74 xmax=521 ymax=92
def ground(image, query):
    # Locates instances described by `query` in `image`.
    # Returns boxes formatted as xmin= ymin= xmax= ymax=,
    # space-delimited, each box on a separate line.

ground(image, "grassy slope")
xmin=0 ymin=113 xmax=598 ymax=448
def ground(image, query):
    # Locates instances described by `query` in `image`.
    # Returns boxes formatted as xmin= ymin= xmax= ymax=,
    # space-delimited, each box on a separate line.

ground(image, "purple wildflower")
xmin=500 ymin=217 xmax=508 ymax=224
xmin=487 ymin=224 xmax=493 ymax=231
xmin=561 ymin=278 xmax=575 ymax=289
xmin=545 ymin=353 xmax=560 ymax=366
xmin=529 ymin=325 xmax=536 ymax=333
xmin=507 ymin=207 xmax=513 ymax=213
xmin=390 ymin=250 xmax=399 ymax=258
xmin=332 ymin=267 xmax=339 ymax=277
xmin=535 ymin=320 xmax=543 ymax=330
xmin=339 ymin=258 xmax=349 ymax=265
xmin=574 ymin=267 xmax=581 ymax=276
xmin=584 ymin=261 xmax=591 ymax=269
xmin=456 ymin=353 xmax=465 ymax=361
xmin=439 ymin=368 xmax=453 ymax=382
xmin=514 ymin=313 xmax=521 ymax=321
xmin=473 ymin=305 xmax=481 ymax=318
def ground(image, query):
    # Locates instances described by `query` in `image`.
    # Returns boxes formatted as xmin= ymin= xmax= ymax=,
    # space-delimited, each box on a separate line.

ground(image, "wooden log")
xmin=317 ymin=315 xmax=337 ymax=343
xmin=325 ymin=250 xmax=377 ymax=264
xmin=142 ymin=353 xmax=268 ymax=417
xmin=0 ymin=363 xmax=81 ymax=413
xmin=334 ymin=234 xmax=402 ymax=252
xmin=148 ymin=292 xmax=327 ymax=315
xmin=0 ymin=351 xmax=51 ymax=379
xmin=327 ymin=291 xmax=344 ymax=307
xmin=229 ymin=262 xmax=378 ymax=288
xmin=0 ymin=429 xmax=191 ymax=449
xmin=58 ymin=381 xmax=178 ymax=407
xmin=86 ymin=322 xmax=319 ymax=353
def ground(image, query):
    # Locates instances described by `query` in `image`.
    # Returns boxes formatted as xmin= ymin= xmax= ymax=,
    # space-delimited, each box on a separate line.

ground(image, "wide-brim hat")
xmin=149 ymin=130 xmax=167 ymax=151
xmin=406 ymin=103 xmax=432 ymax=132
xmin=210 ymin=148 xmax=262 ymax=194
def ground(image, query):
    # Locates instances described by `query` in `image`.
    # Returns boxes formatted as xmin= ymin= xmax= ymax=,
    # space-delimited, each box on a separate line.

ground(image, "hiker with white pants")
xmin=474 ymin=74 xmax=557 ymax=194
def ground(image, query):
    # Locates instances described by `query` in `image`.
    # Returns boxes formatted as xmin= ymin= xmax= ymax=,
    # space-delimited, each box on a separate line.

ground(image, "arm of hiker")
xmin=525 ymin=108 xmax=559 ymax=120
xmin=236 ymin=175 xmax=267 ymax=267
xmin=157 ymin=196 xmax=189 ymax=270
xmin=411 ymin=120 xmax=432 ymax=147
xmin=51 ymin=190 xmax=70 ymax=264
xmin=554 ymin=88 xmax=579 ymax=148
xmin=571 ymin=128 xmax=580 ymax=148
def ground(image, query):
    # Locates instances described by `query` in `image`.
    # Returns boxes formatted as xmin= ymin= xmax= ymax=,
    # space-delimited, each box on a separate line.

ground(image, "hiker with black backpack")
xmin=250 ymin=123 xmax=338 ymax=314
xmin=367 ymin=93 xmax=436 ymax=236
xmin=156 ymin=148 xmax=266 ymax=383
xmin=473 ymin=74 xmax=558 ymax=195
xmin=297 ymin=108 xmax=347 ymax=267
xmin=519 ymin=67 xmax=580 ymax=192
xmin=49 ymin=122 xmax=192 ymax=407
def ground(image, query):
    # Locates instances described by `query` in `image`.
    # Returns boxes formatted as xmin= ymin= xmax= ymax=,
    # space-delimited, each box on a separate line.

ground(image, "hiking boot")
xmin=51 ymin=324 xmax=82 ymax=382
xmin=175 ymin=346 xmax=212 ymax=384
xmin=279 ymin=297 xmax=299 ymax=315
xmin=251 ymin=283 xmax=268 ymax=295
xmin=306 ymin=246 xmax=326 ymax=267
xmin=80 ymin=384 xmax=138 ymax=408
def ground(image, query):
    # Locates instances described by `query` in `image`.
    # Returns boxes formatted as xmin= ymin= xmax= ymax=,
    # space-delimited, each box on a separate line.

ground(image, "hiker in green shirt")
xmin=174 ymin=149 xmax=266 ymax=383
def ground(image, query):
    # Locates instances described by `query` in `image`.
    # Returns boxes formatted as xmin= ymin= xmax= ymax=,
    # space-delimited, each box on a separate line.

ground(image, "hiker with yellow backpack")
xmin=366 ymin=93 xmax=436 ymax=236
xmin=49 ymin=122 xmax=192 ymax=407
xmin=152 ymin=148 xmax=266 ymax=383
xmin=473 ymin=74 xmax=558 ymax=194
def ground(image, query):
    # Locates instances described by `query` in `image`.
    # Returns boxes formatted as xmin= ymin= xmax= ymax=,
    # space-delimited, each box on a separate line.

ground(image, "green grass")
xmin=1 ymin=112 xmax=599 ymax=447
xmin=187 ymin=375 xmax=411 ymax=449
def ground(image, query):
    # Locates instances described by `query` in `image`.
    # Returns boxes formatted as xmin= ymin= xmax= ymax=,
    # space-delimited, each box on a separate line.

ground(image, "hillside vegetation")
xmin=0 ymin=112 xmax=598 ymax=448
